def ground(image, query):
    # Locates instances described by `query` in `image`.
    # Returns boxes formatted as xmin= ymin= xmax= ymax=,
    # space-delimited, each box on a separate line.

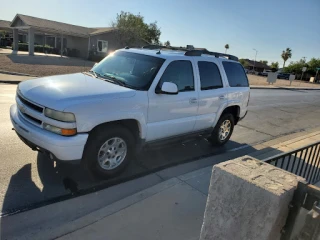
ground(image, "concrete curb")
xmin=0 ymin=80 xmax=21 ymax=84
xmin=0 ymin=70 xmax=38 ymax=77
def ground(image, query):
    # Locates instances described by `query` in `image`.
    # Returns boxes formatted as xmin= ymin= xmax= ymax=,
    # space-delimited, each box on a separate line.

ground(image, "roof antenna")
xmin=156 ymin=45 xmax=161 ymax=54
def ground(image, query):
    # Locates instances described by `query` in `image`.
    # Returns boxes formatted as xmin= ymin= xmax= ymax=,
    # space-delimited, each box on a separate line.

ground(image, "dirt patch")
xmin=0 ymin=54 xmax=93 ymax=77
xmin=247 ymin=74 xmax=318 ymax=88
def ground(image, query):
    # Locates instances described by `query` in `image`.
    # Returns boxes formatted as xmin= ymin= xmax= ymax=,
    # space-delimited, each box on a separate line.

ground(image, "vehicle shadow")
xmin=0 ymin=138 xmax=246 ymax=216
xmin=2 ymin=139 xmax=319 ymax=239
xmin=6 ymin=54 xmax=95 ymax=67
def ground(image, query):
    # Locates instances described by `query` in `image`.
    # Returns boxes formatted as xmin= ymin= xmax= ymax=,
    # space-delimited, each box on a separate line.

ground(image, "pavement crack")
xmin=237 ymin=124 xmax=274 ymax=137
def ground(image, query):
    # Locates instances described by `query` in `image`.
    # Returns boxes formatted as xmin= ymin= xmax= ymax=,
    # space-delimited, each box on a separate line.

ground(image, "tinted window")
xmin=160 ymin=61 xmax=194 ymax=92
xmin=222 ymin=62 xmax=249 ymax=87
xmin=198 ymin=61 xmax=223 ymax=90
xmin=93 ymin=51 xmax=165 ymax=90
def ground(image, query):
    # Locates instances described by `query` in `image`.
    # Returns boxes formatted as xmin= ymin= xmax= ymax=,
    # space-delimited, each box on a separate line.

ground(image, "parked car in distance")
xmin=258 ymin=70 xmax=272 ymax=77
xmin=277 ymin=73 xmax=290 ymax=80
xmin=10 ymin=47 xmax=250 ymax=178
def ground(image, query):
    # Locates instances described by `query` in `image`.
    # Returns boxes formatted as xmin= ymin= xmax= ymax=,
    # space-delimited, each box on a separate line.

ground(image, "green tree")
xmin=225 ymin=44 xmax=229 ymax=53
xmin=111 ymin=11 xmax=161 ymax=46
xmin=270 ymin=62 xmax=279 ymax=69
xmin=239 ymin=58 xmax=249 ymax=68
xmin=307 ymin=58 xmax=320 ymax=73
xmin=164 ymin=40 xmax=170 ymax=47
xmin=281 ymin=48 xmax=292 ymax=68
xmin=284 ymin=58 xmax=308 ymax=74
xmin=260 ymin=60 xmax=268 ymax=65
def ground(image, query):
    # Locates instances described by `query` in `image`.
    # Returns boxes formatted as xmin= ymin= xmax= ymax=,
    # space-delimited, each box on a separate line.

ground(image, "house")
xmin=0 ymin=20 xmax=13 ymax=46
xmin=1 ymin=14 xmax=147 ymax=59
xmin=242 ymin=59 xmax=271 ymax=73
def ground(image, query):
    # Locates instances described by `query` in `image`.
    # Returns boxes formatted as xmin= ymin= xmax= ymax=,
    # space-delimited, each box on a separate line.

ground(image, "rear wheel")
xmin=82 ymin=125 xmax=135 ymax=179
xmin=209 ymin=113 xmax=235 ymax=146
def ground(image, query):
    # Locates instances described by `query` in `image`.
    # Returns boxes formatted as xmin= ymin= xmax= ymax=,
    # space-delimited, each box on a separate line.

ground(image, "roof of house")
xmin=0 ymin=20 xmax=11 ymax=29
xmin=90 ymin=27 xmax=115 ymax=35
xmin=244 ymin=59 xmax=271 ymax=69
xmin=10 ymin=14 xmax=115 ymax=37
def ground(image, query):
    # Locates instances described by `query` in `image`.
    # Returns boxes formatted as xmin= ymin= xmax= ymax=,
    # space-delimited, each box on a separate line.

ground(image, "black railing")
xmin=264 ymin=141 xmax=320 ymax=184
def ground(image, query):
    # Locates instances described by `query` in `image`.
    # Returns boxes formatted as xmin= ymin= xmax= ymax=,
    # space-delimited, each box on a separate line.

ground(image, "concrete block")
xmin=200 ymin=155 xmax=304 ymax=240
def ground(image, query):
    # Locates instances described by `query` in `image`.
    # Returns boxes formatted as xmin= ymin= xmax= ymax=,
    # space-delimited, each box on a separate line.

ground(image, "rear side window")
xmin=222 ymin=62 xmax=249 ymax=87
xmin=160 ymin=60 xmax=194 ymax=92
xmin=198 ymin=61 xmax=223 ymax=90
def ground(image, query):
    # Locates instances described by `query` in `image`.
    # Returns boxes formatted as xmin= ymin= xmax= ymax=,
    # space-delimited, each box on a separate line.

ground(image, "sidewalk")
xmin=2 ymin=128 xmax=320 ymax=240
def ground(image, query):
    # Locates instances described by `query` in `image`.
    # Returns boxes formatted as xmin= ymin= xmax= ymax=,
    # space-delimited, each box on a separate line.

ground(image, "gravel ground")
xmin=0 ymin=54 xmax=93 ymax=77
xmin=247 ymin=74 xmax=318 ymax=88
xmin=0 ymin=54 xmax=318 ymax=88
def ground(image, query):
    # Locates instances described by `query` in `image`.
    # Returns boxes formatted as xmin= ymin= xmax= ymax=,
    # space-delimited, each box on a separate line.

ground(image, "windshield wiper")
xmin=102 ymin=74 xmax=126 ymax=87
xmin=88 ymin=70 xmax=98 ymax=78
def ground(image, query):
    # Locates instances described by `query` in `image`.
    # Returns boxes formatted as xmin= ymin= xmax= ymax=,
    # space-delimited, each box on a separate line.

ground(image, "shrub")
xmin=14 ymin=43 xmax=55 ymax=54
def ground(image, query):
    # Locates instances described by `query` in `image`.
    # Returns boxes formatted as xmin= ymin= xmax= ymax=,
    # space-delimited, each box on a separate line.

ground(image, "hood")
xmin=18 ymin=73 xmax=136 ymax=110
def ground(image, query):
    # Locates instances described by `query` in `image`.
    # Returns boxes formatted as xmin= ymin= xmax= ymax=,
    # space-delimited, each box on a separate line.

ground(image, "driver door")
xmin=146 ymin=60 xmax=199 ymax=141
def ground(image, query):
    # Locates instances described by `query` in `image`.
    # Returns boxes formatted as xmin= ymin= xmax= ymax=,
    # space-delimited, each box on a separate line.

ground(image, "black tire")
xmin=209 ymin=113 xmax=235 ymax=146
xmin=82 ymin=124 xmax=135 ymax=179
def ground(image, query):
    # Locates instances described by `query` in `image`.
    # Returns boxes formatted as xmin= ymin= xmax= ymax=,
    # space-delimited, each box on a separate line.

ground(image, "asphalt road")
xmin=1 ymin=83 xmax=320 ymax=214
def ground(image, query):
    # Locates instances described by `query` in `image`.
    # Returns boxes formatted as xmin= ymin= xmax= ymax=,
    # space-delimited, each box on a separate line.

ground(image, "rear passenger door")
xmin=194 ymin=59 xmax=228 ymax=131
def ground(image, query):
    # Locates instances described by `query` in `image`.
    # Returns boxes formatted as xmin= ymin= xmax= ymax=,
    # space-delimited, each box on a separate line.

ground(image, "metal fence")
xmin=263 ymin=141 xmax=320 ymax=184
xmin=263 ymin=141 xmax=320 ymax=239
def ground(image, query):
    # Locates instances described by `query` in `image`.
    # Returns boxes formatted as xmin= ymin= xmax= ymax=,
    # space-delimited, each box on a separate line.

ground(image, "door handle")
xmin=219 ymin=95 xmax=225 ymax=100
xmin=189 ymin=98 xmax=198 ymax=104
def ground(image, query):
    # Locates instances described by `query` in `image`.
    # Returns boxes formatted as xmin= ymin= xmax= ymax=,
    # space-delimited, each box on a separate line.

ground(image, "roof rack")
xmin=142 ymin=45 xmax=238 ymax=61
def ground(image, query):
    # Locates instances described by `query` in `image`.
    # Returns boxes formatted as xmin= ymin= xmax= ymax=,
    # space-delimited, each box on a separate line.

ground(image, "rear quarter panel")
xmin=217 ymin=60 xmax=250 ymax=120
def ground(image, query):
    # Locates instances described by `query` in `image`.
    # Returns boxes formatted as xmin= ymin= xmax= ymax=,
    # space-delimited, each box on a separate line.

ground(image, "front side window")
xmin=198 ymin=61 xmax=223 ymax=90
xmin=92 ymin=51 xmax=165 ymax=90
xmin=222 ymin=61 xmax=249 ymax=87
xmin=159 ymin=60 xmax=194 ymax=92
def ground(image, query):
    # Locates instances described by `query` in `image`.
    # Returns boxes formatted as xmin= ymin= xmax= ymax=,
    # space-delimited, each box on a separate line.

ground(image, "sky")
xmin=1 ymin=0 xmax=319 ymax=65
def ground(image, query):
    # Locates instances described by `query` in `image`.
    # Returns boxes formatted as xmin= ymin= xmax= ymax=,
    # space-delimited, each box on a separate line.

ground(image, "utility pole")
xmin=253 ymin=48 xmax=258 ymax=72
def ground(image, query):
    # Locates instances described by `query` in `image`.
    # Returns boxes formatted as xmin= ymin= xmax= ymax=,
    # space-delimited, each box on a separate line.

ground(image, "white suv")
xmin=10 ymin=46 xmax=250 ymax=178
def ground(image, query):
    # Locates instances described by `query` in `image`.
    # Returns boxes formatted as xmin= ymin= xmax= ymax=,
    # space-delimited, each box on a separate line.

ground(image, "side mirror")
xmin=157 ymin=82 xmax=178 ymax=95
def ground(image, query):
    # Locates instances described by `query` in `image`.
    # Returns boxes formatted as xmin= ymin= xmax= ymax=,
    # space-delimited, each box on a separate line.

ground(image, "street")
xmin=1 ymin=83 xmax=320 ymax=215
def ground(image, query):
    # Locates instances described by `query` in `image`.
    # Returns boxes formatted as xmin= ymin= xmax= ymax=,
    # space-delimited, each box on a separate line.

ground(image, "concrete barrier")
xmin=200 ymin=156 xmax=304 ymax=240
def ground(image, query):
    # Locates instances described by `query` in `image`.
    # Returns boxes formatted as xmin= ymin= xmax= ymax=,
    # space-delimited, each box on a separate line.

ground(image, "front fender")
xmin=76 ymin=111 xmax=147 ymax=139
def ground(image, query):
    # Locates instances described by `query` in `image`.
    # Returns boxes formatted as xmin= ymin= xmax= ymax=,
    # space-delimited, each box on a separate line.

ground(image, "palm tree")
xmin=281 ymin=48 xmax=292 ymax=68
xmin=225 ymin=44 xmax=229 ymax=53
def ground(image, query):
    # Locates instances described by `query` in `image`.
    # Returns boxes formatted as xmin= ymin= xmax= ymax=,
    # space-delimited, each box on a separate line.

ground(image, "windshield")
xmin=91 ymin=51 xmax=165 ymax=90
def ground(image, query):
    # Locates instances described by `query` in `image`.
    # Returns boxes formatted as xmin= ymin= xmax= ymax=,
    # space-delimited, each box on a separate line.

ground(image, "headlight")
xmin=43 ymin=123 xmax=77 ymax=136
xmin=44 ymin=108 xmax=76 ymax=122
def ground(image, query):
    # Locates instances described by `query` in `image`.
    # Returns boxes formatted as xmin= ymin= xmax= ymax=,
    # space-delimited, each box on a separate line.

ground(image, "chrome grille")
xmin=17 ymin=94 xmax=43 ymax=113
xmin=21 ymin=112 xmax=42 ymax=125
xmin=16 ymin=93 xmax=44 ymax=127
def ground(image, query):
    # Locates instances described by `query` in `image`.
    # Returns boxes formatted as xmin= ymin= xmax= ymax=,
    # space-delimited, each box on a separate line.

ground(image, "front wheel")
xmin=82 ymin=125 xmax=135 ymax=179
xmin=209 ymin=113 xmax=235 ymax=146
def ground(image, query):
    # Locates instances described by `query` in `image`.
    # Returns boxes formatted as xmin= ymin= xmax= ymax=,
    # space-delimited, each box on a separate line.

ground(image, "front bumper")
xmin=10 ymin=104 xmax=88 ymax=161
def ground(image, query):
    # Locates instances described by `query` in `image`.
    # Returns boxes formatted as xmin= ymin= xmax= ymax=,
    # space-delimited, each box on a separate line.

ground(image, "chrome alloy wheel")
xmin=219 ymin=120 xmax=231 ymax=141
xmin=97 ymin=137 xmax=127 ymax=170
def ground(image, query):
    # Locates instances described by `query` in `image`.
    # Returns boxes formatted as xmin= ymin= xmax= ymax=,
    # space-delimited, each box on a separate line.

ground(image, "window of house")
xmin=159 ymin=60 xmax=194 ymax=92
xmin=97 ymin=40 xmax=108 ymax=53
xmin=222 ymin=61 xmax=249 ymax=87
xmin=198 ymin=61 xmax=223 ymax=90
